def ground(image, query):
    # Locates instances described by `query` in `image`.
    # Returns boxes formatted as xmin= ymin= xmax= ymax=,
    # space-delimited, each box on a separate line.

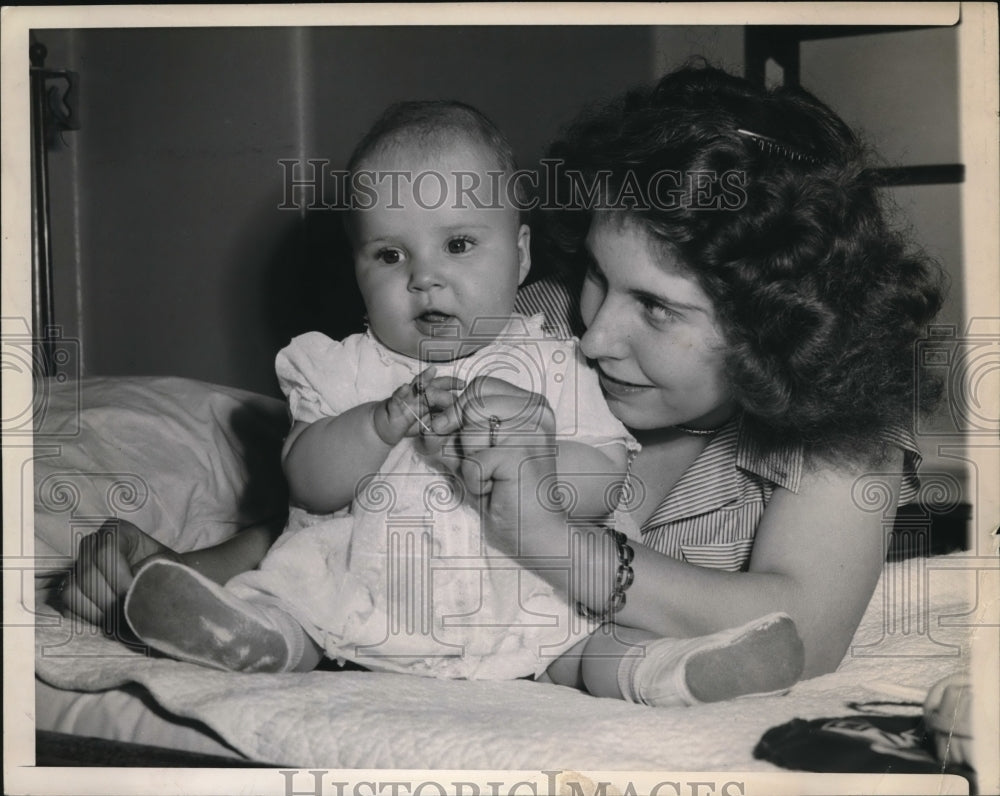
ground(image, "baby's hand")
xmin=372 ymin=366 xmax=465 ymax=447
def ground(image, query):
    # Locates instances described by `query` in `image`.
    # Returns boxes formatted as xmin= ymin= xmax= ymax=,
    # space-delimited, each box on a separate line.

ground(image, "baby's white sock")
xmin=617 ymin=613 xmax=804 ymax=708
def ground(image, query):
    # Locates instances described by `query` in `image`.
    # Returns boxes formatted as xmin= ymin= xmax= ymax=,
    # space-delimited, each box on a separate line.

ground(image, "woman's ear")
xmin=516 ymin=224 xmax=532 ymax=286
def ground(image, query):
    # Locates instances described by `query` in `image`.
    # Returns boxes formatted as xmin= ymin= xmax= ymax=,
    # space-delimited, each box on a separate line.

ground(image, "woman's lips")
xmin=597 ymin=368 xmax=653 ymax=396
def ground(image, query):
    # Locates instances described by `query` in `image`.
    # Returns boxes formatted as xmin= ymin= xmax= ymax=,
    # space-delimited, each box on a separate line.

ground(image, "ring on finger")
xmin=488 ymin=415 xmax=502 ymax=447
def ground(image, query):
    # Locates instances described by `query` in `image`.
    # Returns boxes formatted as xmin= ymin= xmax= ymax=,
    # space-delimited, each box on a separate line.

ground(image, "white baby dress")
xmin=227 ymin=314 xmax=634 ymax=679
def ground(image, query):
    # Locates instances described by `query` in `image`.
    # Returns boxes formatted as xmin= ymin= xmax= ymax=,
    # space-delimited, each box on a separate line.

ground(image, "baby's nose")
xmin=408 ymin=257 xmax=446 ymax=291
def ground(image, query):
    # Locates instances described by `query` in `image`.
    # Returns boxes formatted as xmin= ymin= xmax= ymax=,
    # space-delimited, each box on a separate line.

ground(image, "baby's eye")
xmin=376 ymin=247 xmax=403 ymax=265
xmin=446 ymin=236 xmax=474 ymax=255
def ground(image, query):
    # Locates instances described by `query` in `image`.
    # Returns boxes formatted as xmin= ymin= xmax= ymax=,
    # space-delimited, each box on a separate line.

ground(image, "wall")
xmin=39 ymin=26 xmax=660 ymax=396
xmin=38 ymin=24 xmax=965 ymax=413
xmin=799 ymin=26 xmax=963 ymax=331
xmin=652 ymin=25 xmax=745 ymax=77
xmin=798 ymin=25 xmax=965 ymax=483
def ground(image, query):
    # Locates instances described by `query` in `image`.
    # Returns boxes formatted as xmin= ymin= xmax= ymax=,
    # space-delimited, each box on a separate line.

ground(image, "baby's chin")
xmin=379 ymin=333 xmax=497 ymax=363
xmin=408 ymin=339 xmax=493 ymax=363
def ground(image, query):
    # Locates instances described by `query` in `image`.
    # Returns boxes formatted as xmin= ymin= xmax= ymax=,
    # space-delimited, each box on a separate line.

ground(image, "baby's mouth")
xmin=415 ymin=311 xmax=460 ymax=336
xmin=418 ymin=311 xmax=454 ymax=324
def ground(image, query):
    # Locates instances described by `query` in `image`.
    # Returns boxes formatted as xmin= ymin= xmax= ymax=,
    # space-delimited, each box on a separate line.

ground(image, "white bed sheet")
xmin=29 ymin=378 xmax=977 ymax=770
xmin=35 ymin=679 xmax=243 ymax=759
xmin=35 ymin=553 xmax=975 ymax=770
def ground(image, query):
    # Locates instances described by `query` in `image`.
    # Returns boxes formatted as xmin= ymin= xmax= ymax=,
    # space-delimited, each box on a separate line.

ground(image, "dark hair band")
xmin=735 ymin=128 xmax=822 ymax=165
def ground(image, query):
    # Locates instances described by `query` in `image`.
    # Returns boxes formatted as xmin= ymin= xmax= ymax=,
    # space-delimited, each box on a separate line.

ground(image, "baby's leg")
xmin=537 ymin=636 xmax=589 ymax=688
xmin=568 ymin=614 xmax=805 ymax=707
xmin=124 ymin=559 xmax=321 ymax=673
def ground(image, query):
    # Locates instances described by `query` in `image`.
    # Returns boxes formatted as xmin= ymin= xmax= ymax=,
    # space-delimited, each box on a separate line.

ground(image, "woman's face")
xmin=578 ymin=215 xmax=736 ymax=432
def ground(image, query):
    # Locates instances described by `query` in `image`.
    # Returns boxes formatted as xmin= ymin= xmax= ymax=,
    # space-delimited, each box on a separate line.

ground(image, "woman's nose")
xmin=407 ymin=256 xmax=445 ymax=292
xmin=579 ymin=299 xmax=627 ymax=360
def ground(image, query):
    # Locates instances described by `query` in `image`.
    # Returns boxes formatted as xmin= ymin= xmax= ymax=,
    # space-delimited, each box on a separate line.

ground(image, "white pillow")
xmin=32 ymin=376 xmax=289 ymax=571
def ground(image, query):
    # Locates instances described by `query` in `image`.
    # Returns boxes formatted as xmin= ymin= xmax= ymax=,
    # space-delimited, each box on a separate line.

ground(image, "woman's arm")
xmin=472 ymin=440 xmax=902 ymax=679
xmin=549 ymin=441 xmax=630 ymax=521
xmin=740 ymin=460 xmax=900 ymax=676
xmin=617 ymin=459 xmax=900 ymax=677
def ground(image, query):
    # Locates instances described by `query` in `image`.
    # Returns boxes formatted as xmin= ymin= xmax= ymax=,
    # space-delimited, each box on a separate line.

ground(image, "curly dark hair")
xmin=543 ymin=63 xmax=946 ymax=464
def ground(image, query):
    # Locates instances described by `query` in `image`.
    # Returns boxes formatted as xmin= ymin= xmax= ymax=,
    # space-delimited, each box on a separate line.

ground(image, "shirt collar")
xmin=734 ymin=418 xmax=804 ymax=493
xmin=640 ymin=415 xmax=803 ymax=531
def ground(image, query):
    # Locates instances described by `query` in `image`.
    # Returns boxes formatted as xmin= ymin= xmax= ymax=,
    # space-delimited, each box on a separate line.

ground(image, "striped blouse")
xmin=515 ymin=276 xmax=923 ymax=573
xmin=613 ymin=417 xmax=921 ymax=572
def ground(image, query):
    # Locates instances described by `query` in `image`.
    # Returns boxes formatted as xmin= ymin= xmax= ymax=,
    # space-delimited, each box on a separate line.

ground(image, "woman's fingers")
xmin=456 ymin=381 xmax=554 ymax=455
xmin=455 ymin=446 xmax=519 ymax=497
xmin=421 ymin=375 xmax=533 ymax=437
xmin=456 ymin=446 xmax=563 ymax=560
xmin=460 ymin=457 xmax=494 ymax=498
xmin=430 ymin=376 xmax=555 ymax=503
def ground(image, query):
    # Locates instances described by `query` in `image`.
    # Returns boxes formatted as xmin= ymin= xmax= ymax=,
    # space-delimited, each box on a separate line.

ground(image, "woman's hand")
xmin=434 ymin=375 xmax=555 ymax=485
xmin=435 ymin=377 xmax=566 ymax=554
xmin=442 ymin=374 xmax=554 ymax=445
xmin=59 ymin=518 xmax=181 ymax=628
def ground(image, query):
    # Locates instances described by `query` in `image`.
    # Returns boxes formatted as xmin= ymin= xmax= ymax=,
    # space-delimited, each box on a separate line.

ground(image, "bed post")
xmin=29 ymin=40 xmax=56 ymax=376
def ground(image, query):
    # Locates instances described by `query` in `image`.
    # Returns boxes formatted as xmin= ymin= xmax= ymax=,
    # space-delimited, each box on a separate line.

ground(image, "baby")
xmin=123 ymin=101 xmax=634 ymax=679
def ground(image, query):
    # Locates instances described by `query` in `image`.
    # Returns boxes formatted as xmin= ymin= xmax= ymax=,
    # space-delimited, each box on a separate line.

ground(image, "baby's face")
xmin=350 ymin=142 xmax=530 ymax=361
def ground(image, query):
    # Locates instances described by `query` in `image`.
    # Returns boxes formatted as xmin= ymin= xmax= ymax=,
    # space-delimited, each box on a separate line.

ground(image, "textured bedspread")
xmin=35 ymin=554 xmax=975 ymax=770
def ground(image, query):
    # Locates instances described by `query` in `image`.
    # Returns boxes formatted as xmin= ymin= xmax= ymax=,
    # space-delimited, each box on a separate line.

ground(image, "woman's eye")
xmin=446 ymin=236 xmax=474 ymax=254
xmin=376 ymin=248 xmax=403 ymax=265
xmin=641 ymin=299 xmax=676 ymax=324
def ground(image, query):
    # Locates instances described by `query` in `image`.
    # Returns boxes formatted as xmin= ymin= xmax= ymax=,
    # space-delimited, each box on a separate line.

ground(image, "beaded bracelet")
xmin=576 ymin=528 xmax=635 ymax=622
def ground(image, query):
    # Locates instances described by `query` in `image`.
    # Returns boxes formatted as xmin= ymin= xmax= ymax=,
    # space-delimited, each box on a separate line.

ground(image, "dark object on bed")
xmin=754 ymin=713 xmax=977 ymax=792
xmin=36 ymin=731 xmax=276 ymax=768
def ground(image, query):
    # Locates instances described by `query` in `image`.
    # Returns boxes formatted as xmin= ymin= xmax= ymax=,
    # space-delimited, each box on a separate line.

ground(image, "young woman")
xmin=436 ymin=63 xmax=944 ymax=703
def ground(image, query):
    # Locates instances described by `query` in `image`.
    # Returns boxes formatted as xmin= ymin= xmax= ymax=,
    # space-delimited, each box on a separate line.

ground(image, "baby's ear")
xmin=516 ymin=224 xmax=531 ymax=285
